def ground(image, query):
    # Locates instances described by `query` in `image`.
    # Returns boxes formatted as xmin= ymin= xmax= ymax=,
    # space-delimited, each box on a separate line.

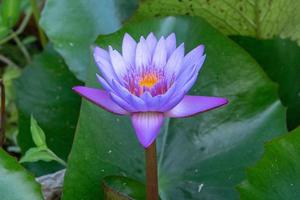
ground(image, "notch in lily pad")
xmin=103 ymin=176 xmax=150 ymax=200
xmin=19 ymin=115 xmax=67 ymax=166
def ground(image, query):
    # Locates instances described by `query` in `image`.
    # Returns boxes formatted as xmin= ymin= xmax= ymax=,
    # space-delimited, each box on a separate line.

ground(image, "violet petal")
xmin=146 ymin=32 xmax=158 ymax=56
xmin=122 ymin=33 xmax=137 ymax=67
xmin=165 ymin=43 xmax=185 ymax=79
xmin=182 ymin=45 xmax=205 ymax=68
xmin=94 ymin=48 xmax=119 ymax=83
xmin=72 ymin=86 xmax=129 ymax=115
xmin=109 ymin=46 xmax=128 ymax=79
xmin=165 ymin=33 xmax=176 ymax=57
xmin=94 ymin=46 xmax=109 ymax=60
xmin=111 ymin=80 xmax=147 ymax=111
xmin=165 ymin=95 xmax=228 ymax=118
xmin=136 ymin=36 xmax=151 ymax=70
xmin=110 ymin=92 xmax=136 ymax=112
xmin=96 ymin=74 xmax=113 ymax=92
xmin=131 ymin=112 xmax=164 ymax=148
xmin=152 ymin=36 xmax=167 ymax=69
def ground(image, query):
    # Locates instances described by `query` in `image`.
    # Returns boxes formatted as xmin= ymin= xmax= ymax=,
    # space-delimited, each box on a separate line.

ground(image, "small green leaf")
xmin=20 ymin=147 xmax=55 ymax=163
xmin=20 ymin=146 xmax=67 ymax=167
xmin=1 ymin=0 xmax=21 ymax=28
xmin=103 ymin=176 xmax=146 ymax=200
xmin=30 ymin=115 xmax=46 ymax=147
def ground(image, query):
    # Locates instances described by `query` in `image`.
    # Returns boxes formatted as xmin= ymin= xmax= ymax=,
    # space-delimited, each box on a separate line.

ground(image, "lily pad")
xmin=231 ymin=36 xmax=300 ymax=130
xmin=135 ymin=0 xmax=300 ymax=43
xmin=62 ymin=16 xmax=286 ymax=200
xmin=40 ymin=0 xmax=138 ymax=81
xmin=103 ymin=176 xmax=146 ymax=199
xmin=15 ymin=46 xmax=82 ymax=175
xmin=0 ymin=149 xmax=43 ymax=200
xmin=238 ymin=127 xmax=300 ymax=200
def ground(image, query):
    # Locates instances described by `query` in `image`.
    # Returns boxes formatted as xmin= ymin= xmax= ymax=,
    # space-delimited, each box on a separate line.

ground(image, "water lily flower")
xmin=73 ymin=33 xmax=228 ymax=148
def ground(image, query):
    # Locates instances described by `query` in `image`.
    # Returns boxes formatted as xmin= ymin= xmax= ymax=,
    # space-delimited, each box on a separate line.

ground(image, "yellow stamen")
xmin=139 ymin=73 xmax=158 ymax=88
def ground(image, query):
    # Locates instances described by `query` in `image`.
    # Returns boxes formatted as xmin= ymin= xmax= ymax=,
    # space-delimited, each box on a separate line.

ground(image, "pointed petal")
xmin=94 ymin=48 xmax=118 ymax=83
xmin=110 ymin=92 xmax=136 ymax=112
xmin=165 ymin=33 xmax=176 ymax=57
xmin=180 ymin=45 xmax=205 ymax=76
xmin=131 ymin=112 xmax=164 ymax=148
xmin=94 ymin=46 xmax=109 ymax=60
xmin=176 ymin=65 xmax=197 ymax=89
xmin=182 ymin=45 xmax=205 ymax=68
xmin=152 ymin=36 xmax=167 ymax=68
xmin=180 ymin=70 xmax=199 ymax=93
xmin=72 ymin=86 xmax=129 ymax=115
xmin=146 ymin=32 xmax=157 ymax=56
xmin=96 ymin=74 xmax=113 ymax=92
xmin=136 ymin=36 xmax=151 ymax=70
xmin=176 ymin=54 xmax=205 ymax=91
xmin=109 ymin=46 xmax=128 ymax=79
xmin=165 ymin=43 xmax=185 ymax=79
xmin=162 ymin=90 xmax=186 ymax=111
xmin=165 ymin=95 xmax=228 ymax=118
xmin=140 ymin=91 xmax=162 ymax=111
xmin=122 ymin=33 xmax=137 ymax=67
xmin=111 ymin=80 xmax=147 ymax=111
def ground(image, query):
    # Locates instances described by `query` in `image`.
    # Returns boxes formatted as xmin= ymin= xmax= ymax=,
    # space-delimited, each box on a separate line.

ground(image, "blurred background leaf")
xmin=238 ymin=127 xmax=300 ymax=200
xmin=0 ymin=148 xmax=43 ymax=200
xmin=40 ymin=0 xmax=139 ymax=81
xmin=0 ymin=0 xmax=21 ymax=29
xmin=62 ymin=16 xmax=287 ymax=200
xmin=135 ymin=0 xmax=300 ymax=42
xmin=14 ymin=46 xmax=81 ymax=176
xmin=2 ymin=66 xmax=21 ymax=146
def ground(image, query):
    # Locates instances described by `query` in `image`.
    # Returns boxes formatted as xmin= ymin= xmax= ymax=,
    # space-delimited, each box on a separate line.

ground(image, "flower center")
xmin=139 ymin=73 xmax=158 ymax=88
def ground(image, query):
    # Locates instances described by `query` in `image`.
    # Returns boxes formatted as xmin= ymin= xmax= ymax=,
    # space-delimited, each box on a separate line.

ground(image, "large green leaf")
xmin=238 ymin=127 xmax=300 ymax=200
xmin=135 ymin=0 xmax=300 ymax=43
xmin=0 ymin=149 xmax=43 ymax=200
xmin=62 ymin=16 xmax=286 ymax=200
xmin=40 ymin=0 xmax=138 ymax=81
xmin=231 ymin=36 xmax=300 ymax=130
xmin=15 ymin=46 xmax=82 ymax=175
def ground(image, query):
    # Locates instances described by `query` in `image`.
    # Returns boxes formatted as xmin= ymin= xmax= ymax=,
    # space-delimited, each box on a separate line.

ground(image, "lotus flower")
xmin=73 ymin=33 xmax=228 ymax=148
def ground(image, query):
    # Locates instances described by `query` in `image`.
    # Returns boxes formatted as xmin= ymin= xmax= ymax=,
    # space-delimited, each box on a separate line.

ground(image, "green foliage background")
xmin=0 ymin=0 xmax=299 ymax=199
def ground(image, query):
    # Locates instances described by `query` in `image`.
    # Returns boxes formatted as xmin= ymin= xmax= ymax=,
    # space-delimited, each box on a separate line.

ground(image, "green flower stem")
xmin=30 ymin=0 xmax=47 ymax=48
xmin=145 ymin=141 xmax=158 ymax=200
xmin=47 ymin=149 xmax=67 ymax=167
xmin=0 ymin=54 xmax=19 ymax=67
xmin=12 ymin=33 xmax=31 ymax=63
xmin=0 ymin=9 xmax=32 ymax=45
xmin=0 ymin=80 xmax=5 ymax=147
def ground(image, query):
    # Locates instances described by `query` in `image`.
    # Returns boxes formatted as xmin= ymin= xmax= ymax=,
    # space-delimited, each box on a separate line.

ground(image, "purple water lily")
xmin=73 ymin=33 xmax=228 ymax=148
